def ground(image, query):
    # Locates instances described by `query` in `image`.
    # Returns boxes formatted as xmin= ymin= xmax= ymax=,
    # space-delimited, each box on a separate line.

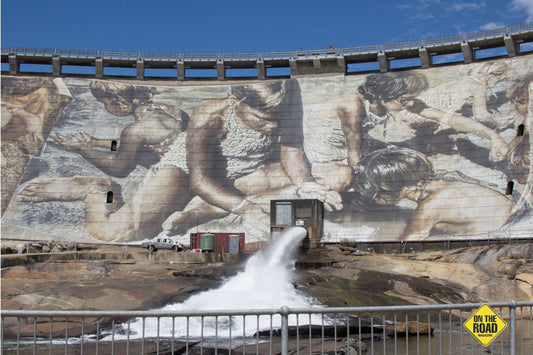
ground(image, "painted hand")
xmin=488 ymin=134 xmax=509 ymax=162
xmin=296 ymin=182 xmax=343 ymax=211
xmin=52 ymin=132 xmax=93 ymax=152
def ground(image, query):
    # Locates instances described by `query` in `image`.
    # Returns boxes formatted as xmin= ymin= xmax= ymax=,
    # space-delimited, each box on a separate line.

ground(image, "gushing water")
xmin=122 ymin=227 xmax=321 ymax=339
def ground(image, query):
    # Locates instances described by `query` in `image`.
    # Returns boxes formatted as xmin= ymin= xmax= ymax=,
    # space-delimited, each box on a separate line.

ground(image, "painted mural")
xmin=1 ymin=55 xmax=532 ymax=244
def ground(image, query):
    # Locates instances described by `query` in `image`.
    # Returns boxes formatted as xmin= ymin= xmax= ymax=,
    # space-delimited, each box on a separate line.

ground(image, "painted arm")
xmin=278 ymin=81 xmax=343 ymax=210
xmin=309 ymin=94 xmax=363 ymax=192
xmin=187 ymin=101 xmax=258 ymax=214
xmin=405 ymin=99 xmax=509 ymax=162
xmin=336 ymin=95 xmax=364 ymax=169
xmin=53 ymin=123 xmax=156 ymax=177
xmin=399 ymin=198 xmax=439 ymax=241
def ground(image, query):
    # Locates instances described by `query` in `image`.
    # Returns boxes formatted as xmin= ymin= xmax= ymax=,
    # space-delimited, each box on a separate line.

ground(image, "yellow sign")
xmin=463 ymin=303 xmax=507 ymax=347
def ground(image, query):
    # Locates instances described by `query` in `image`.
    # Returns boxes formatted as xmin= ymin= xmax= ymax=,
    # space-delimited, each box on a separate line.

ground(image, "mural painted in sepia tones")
xmin=2 ymin=55 xmax=532 ymax=244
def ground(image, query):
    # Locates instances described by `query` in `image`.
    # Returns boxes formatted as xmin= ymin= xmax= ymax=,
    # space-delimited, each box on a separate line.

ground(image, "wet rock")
xmin=51 ymin=244 xmax=66 ymax=253
xmin=325 ymin=337 xmax=368 ymax=355
xmin=28 ymin=243 xmax=42 ymax=253
xmin=295 ymin=259 xmax=337 ymax=269
xmin=386 ymin=320 xmax=434 ymax=336
xmin=233 ymin=335 xmax=370 ymax=355
xmin=516 ymin=264 xmax=533 ymax=285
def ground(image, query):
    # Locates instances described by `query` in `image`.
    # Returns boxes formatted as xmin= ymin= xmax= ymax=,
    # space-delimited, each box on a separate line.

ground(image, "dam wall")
xmin=2 ymin=52 xmax=533 ymax=245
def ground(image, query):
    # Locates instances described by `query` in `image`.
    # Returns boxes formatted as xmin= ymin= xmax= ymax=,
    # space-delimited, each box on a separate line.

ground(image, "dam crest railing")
xmin=2 ymin=22 xmax=533 ymax=79
xmin=2 ymin=23 xmax=533 ymax=61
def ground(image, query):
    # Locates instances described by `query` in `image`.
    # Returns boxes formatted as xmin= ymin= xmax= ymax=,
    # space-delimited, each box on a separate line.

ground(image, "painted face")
xmin=98 ymin=95 xmax=134 ymax=116
xmin=138 ymin=103 xmax=183 ymax=131
xmin=1 ymin=104 xmax=14 ymax=127
xmin=381 ymin=99 xmax=406 ymax=112
xmin=373 ymin=195 xmax=396 ymax=205
xmin=1 ymin=99 xmax=33 ymax=126
xmin=235 ymin=83 xmax=285 ymax=121
xmin=368 ymin=100 xmax=388 ymax=118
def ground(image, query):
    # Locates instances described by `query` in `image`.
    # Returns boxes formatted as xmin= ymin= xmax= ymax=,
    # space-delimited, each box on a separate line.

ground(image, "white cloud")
xmin=409 ymin=12 xmax=435 ymax=22
xmin=454 ymin=24 xmax=465 ymax=34
xmin=448 ymin=1 xmax=486 ymax=12
xmin=511 ymin=0 xmax=533 ymax=22
xmin=480 ymin=21 xmax=506 ymax=30
xmin=395 ymin=3 xmax=411 ymax=10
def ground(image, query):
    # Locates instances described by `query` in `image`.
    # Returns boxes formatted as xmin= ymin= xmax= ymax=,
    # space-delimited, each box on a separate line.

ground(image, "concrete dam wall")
xmin=2 ymin=54 xmax=532 ymax=244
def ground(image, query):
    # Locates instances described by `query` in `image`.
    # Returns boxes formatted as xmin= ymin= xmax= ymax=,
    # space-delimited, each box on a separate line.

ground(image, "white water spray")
xmin=122 ymin=227 xmax=322 ymax=339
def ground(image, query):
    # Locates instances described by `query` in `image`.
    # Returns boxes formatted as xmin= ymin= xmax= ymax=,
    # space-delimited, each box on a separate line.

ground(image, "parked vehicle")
xmin=141 ymin=237 xmax=183 ymax=252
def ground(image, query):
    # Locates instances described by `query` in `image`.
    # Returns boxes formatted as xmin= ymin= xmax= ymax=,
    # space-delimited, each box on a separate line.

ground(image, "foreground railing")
xmin=2 ymin=301 xmax=532 ymax=354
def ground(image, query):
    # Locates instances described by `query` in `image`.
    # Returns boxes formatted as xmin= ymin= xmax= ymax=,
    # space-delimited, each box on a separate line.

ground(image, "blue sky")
xmin=2 ymin=0 xmax=533 ymax=54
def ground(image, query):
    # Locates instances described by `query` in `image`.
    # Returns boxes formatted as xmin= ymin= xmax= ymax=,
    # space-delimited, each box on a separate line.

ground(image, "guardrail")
xmin=2 ymin=301 xmax=532 ymax=354
xmin=2 ymin=22 xmax=533 ymax=61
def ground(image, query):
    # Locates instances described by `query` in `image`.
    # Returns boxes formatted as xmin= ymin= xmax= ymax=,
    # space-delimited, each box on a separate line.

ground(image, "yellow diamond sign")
xmin=463 ymin=303 xmax=507 ymax=347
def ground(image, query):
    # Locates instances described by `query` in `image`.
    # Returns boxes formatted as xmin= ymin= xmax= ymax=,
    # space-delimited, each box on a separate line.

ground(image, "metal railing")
xmin=2 ymin=301 xmax=532 ymax=354
xmin=2 ymin=22 xmax=532 ymax=61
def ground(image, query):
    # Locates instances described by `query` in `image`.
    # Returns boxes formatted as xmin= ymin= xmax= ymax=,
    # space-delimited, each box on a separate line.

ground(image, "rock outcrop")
xmin=2 ymin=243 xmax=531 ymax=314
xmin=295 ymin=243 xmax=533 ymax=307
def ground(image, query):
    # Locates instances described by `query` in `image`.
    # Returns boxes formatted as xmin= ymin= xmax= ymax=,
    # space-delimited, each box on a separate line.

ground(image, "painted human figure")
xmin=162 ymin=79 xmax=343 ymax=239
xmin=19 ymin=81 xmax=192 ymax=241
xmin=2 ymin=77 xmax=72 ymax=215
xmin=304 ymin=71 xmax=511 ymax=198
xmin=354 ymin=147 xmax=514 ymax=240
xmin=20 ymin=79 xmax=342 ymax=242
xmin=2 ymin=78 xmax=69 ymax=146
xmin=506 ymin=76 xmax=533 ymax=212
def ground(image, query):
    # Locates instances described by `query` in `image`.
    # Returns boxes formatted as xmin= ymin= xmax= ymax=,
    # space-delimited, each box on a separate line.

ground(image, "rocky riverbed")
xmin=295 ymin=243 xmax=533 ymax=306
xmin=1 ymin=242 xmax=532 ymax=349
xmin=2 ymin=243 xmax=532 ymax=312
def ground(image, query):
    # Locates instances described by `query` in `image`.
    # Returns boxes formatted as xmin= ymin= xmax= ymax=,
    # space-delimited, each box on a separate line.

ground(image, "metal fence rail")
xmin=2 ymin=301 xmax=532 ymax=354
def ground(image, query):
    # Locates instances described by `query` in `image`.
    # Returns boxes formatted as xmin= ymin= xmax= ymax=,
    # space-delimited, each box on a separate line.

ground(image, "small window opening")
xmin=517 ymin=124 xmax=525 ymax=137
xmin=110 ymin=140 xmax=118 ymax=151
xmin=106 ymin=191 xmax=114 ymax=203
xmin=506 ymin=181 xmax=514 ymax=195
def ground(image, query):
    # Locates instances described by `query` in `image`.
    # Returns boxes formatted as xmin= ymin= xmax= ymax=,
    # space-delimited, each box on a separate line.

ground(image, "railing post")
xmin=510 ymin=300 xmax=516 ymax=355
xmin=280 ymin=306 xmax=289 ymax=355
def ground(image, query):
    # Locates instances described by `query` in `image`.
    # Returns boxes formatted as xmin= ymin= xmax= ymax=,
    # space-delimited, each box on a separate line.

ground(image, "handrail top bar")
xmin=2 ymin=301 xmax=532 ymax=318
xmin=2 ymin=22 xmax=532 ymax=62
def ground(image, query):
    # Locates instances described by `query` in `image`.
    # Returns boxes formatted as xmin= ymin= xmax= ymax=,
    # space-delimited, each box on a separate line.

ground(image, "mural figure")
xmin=306 ymin=72 xmax=512 ymax=198
xmin=18 ymin=81 xmax=192 ymax=241
xmin=354 ymin=147 xmax=515 ymax=240
xmin=506 ymin=76 xmax=533 ymax=211
xmin=3 ymin=56 xmax=531 ymax=243
xmin=463 ymin=62 xmax=520 ymax=131
xmin=18 ymin=79 xmax=342 ymax=242
xmin=1 ymin=77 xmax=71 ymax=215
xmin=162 ymin=79 xmax=343 ymax=239
xmin=2 ymin=77 xmax=70 ymax=146
xmin=333 ymin=72 xmax=508 ymax=161
xmin=416 ymin=62 xmax=529 ymax=171
xmin=52 ymin=81 xmax=189 ymax=177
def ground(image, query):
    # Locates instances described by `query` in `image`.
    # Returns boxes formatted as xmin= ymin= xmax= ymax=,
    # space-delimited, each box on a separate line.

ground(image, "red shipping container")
xmin=189 ymin=233 xmax=245 ymax=253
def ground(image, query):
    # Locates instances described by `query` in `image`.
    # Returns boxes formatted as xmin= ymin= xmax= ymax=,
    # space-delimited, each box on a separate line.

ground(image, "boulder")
xmin=386 ymin=320 xmax=434 ymax=336
xmin=28 ymin=243 xmax=42 ymax=253
xmin=51 ymin=244 xmax=66 ymax=253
